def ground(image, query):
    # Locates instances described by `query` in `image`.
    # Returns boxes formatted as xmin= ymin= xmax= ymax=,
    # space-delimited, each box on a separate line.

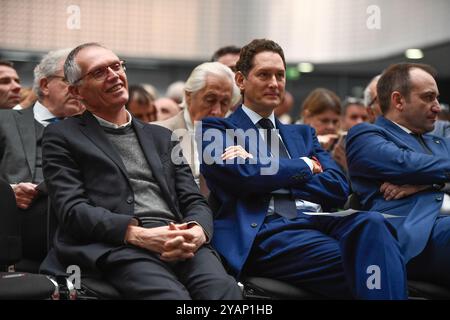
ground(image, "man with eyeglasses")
xmin=363 ymin=74 xmax=382 ymax=123
xmin=0 ymin=49 xmax=84 ymax=266
xmin=40 ymin=43 xmax=242 ymax=300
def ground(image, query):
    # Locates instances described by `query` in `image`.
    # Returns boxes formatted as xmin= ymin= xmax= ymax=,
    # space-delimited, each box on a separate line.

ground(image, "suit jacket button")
xmin=251 ymin=223 xmax=258 ymax=228
xmin=436 ymin=196 xmax=443 ymax=201
xmin=127 ymin=197 xmax=133 ymax=204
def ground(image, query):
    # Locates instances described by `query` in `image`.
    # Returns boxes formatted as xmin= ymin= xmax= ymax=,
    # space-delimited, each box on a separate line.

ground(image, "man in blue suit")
xmin=199 ymin=39 xmax=407 ymax=299
xmin=346 ymin=63 xmax=450 ymax=287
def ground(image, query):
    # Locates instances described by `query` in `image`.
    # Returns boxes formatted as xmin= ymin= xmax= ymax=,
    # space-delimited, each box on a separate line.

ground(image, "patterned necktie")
xmin=258 ymin=118 xmax=297 ymax=219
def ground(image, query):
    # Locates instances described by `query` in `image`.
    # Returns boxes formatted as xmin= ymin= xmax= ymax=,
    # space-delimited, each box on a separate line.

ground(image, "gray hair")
xmin=64 ymin=42 xmax=105 ymax=85
xmin=33 ymin=48 xmax=72 ymax=99
xmin=363 ymin=74 xmax=381 ymax=107
xmin=180 ymin=62 xmax=240 ymax=109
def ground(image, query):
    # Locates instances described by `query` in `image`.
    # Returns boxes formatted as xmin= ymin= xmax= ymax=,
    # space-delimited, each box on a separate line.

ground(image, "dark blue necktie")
xmin=46 ymin=117 xmax=63 ymax=123
xmin=410 ymin=133 xmax=432 ymax=154
xmin=258 ymin=118 xmax=290 ymax=158
xmin=258 ymin=118 xmax=297 ymax=219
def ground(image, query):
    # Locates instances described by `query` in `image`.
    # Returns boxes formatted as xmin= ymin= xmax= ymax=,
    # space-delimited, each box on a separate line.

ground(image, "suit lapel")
xmin=79 ymin=112 xmax=130 ymax=182
xmin=15 ymin=107 xmax=37 ymax=176
xmin=376 ymin=116 xmax=426 ymax=152
xmin=276 ymin=119 xmax=301 ymax=158
xmin=133 ymin=119 xmax=175 ymax=211
xmin=423 ymin=133 xmax=447 ymax=155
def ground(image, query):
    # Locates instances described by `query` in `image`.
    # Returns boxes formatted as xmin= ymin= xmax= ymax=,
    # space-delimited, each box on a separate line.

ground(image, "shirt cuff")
xmin=300 ymin=157 xmax=314 ymax=173
xmin=186 ymin=221 xmax=210 ymax=244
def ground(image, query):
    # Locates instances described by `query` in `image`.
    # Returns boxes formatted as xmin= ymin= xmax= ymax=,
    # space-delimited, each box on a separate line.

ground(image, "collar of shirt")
xmin=183 ymin=107 xmax=194 ymax=132
xmin=241 ymin=104 xmax=276 ymax=128
xmin=389 ymin=119 xmax=413 ymax=134
xmin=33 ymin=101 xmax=57 ymax=127
xmin=93 ymin=109 xmax=132 ymax=129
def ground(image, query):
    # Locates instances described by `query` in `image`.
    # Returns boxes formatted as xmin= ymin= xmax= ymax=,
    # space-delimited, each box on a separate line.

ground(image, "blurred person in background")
xmin=0 ymin=48 xmax=83 ymax=265
xmin=142 ymin=83 xmax=159 ymax=101
xmin=363 ymin=74 xmax=382 ymax=123
xmin=126 ymin=84 xmax=157 ymax=122
xmin=341 ymin=97 xmax=369 ymax=131
xmin=212 ymin=45 xmax=242 ymax=112
xmin=274 ymin=90 xmax=294 ymax=124
xmin=301 ymin=88 xmax=342 ymax=151
xmin=333 ymin=97 xmax=369 ymax=173
xmin=0 ymin=60 xmax=21 ymax=109
xmin=166 ymin=81 xmax=185 ymax=105
xmin=211 ymin=45 xmax=241 ymax=72
xmin=431 ymin=103 xmax=450 ymax=138
xmin=18 ymin=87 xmax=38 ymax=109
xmin=155 ymin=97 xmax=181 ymax=121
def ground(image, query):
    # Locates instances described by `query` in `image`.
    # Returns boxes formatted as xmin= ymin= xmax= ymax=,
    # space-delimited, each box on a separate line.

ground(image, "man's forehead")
xmin=251 ymin=51 xmax=284 ymax=70
xmin=410 ymin=68 xmax=438 ymax=91
xmin=203 ymin=75 xmax=232 ymax=91
xmin=0 ymin=65 xmax=19 ymax=78
xmin=76 ymin=46 xmax=120 ymax=69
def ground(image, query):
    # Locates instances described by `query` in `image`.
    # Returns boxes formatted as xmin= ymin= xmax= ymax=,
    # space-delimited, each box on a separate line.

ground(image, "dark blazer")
xmin=0 ymin=107 xmax=40 ymax=183
xmin=346 ymin=116 xmax=450 ymax=262
xmin=199 ymin=106 xmax=349 ymax=276
xmin=41 ymin=111 xmax=213 ymax=272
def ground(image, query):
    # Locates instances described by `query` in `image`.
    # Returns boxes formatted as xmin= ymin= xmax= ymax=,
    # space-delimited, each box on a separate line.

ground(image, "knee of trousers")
xmin=354 ymin=211 xmax=392 ymax=230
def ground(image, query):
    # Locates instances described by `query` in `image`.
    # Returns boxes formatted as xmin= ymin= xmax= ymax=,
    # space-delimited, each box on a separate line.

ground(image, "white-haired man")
xmin=363 ymin=74 xmax=382 ymax=123
xmin=155 ymin=62 xmax=240 ymax=192
xmin=0 ymin=48 xmax=83 ymax=265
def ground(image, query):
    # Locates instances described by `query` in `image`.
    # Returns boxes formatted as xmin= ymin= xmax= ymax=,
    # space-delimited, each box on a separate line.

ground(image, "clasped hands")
xmin=11 ymin=182 xmax=39 ymax=209
xmin=380 ymin=182 xmax=430 ymax=201
xmin=221 ymin=145 xmax=323 ymax=174
xmin=126 ymin=222 xmax=206 ymax=262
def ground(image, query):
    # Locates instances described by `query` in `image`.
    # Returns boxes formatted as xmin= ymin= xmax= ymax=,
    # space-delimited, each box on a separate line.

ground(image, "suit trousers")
xmin=244 ymin=211 xmax=408 ymax=299
xmin=20 ymin=196 xmax=48 ymax=262
xmin=407 ymin=216 xmax=450 ymax=287
xmin=97 ymin=245 xmax=243 ymax=300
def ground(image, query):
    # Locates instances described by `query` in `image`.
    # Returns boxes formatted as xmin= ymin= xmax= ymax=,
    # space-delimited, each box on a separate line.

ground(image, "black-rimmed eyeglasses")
xmin=368 ymin=95 xmax=378 ymax=108
xmin=74 ymin=60 xmax=126 ymax=84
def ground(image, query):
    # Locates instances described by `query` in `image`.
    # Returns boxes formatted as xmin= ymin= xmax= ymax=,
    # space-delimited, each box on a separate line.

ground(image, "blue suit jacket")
xmin=346 ymin=116 xmax=450 ymax=262
xmin=199 ymin=106 xmax=349 ymax=276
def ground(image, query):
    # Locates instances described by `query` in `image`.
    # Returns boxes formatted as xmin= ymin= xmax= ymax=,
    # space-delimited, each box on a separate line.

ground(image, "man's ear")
xmin=235 ymin=71 xmax=245 ymax=92
xmin=391 ymin=91 xmax=404 ymax=111
xmin=39 ymin=78 xmax=50 ymax=97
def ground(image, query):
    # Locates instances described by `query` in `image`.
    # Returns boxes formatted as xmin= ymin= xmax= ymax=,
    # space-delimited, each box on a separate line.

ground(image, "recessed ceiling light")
xmin=297 ymin=62 xmax=314 ymax=73
xmin=405 ymin=49 xmax=424 ymax=59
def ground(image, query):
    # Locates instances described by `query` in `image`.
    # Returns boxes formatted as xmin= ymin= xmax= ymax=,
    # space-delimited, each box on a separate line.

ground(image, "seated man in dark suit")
xmin=198 ymin=39 xmax=407 ymax=299
xmin=0 ymin=49 xmax=83 ymax=265
xmin=41 ymin=43 xmax=242 ymax=300
xmin=346 ymin=63 xmax=450 ymax=287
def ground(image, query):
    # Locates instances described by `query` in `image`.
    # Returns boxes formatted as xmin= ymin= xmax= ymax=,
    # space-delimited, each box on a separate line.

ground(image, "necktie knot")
xmin=46 ymin=117 xmax=63 ymax=123
xmin=258 ymin=118 xmax=274 ymax=130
